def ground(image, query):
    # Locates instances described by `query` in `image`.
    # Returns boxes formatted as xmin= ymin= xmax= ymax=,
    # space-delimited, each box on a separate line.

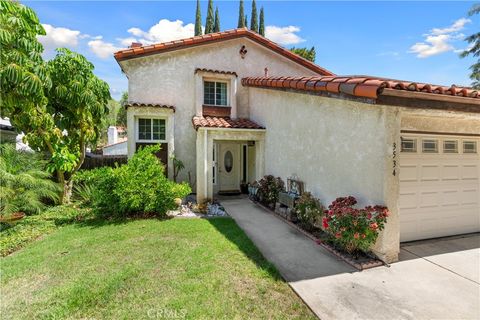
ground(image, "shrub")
xmin=0 ymin=144 xmax=60 ymax=217
xmin=257 ymin=175 xmax=284 ymax=208
xmin=79 ymin=145 xmax=191 ymax=218
xmin=294 ymin=192 xmax=324 ymax=231
xmin=322 ymin=196 xmax=389 ymax=255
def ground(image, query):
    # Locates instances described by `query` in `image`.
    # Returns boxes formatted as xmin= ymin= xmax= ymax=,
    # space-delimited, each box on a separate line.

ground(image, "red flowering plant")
xmin=322 ymin=196 xmax=389 ymax=255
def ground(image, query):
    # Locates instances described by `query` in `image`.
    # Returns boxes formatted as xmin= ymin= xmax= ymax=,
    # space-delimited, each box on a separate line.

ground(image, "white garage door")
xmin=399 ymin=134 xmax=480 ymax=242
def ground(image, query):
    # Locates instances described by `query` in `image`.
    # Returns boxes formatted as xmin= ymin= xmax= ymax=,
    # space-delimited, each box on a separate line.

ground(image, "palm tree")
xmin=461 ymin=3 xmax=480 ymax=88
xmin=0 ymin=144 xmax=60 ymax=217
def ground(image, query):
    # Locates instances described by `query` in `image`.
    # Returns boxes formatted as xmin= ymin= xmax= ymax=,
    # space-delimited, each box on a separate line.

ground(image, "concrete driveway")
xmin=222 ymin=198 xmax=480 ymax=320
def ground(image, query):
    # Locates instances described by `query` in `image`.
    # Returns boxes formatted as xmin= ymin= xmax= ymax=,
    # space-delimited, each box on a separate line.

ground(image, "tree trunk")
xmin=63 ymin=179 xmax=73 ymax=204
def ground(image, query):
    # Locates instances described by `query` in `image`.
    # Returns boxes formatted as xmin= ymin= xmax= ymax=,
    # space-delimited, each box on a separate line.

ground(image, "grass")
xmin=1 ymin=217 xmax=315 ymax=319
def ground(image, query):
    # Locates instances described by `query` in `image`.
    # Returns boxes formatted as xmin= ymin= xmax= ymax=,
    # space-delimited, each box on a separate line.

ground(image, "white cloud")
xmin=409 ymin=18 xmax=471 ymax=58
xmin=265 ymin=26 xmax=305 ymax=45
xmin=121 ymin=19 xmax=195 ymax=45
xmin=38 ymin=24 xmax=81 ymax=54
xmin=430 ymin=18 xmax=471 ymax=35
xmin=88 ymin=39 xmax=122 ymax=59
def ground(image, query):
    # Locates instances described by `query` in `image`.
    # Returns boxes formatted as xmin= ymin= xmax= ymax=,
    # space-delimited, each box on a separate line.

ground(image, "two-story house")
xmin=114 ymin=28 xmax=480 ymax=263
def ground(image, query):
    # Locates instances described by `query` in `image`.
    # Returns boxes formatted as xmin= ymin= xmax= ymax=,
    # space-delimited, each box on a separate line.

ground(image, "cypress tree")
xmin=214 ymin=7 xmax=220 ymax=32
xmin=259 ymin=7 xmax=265 ymax=36
xmin=195 ymin=0 xmax=202 ymax=36
xmin=205 ymin=0 xmax=214 ymax=34
xmin=244 ymin=15 xmax=248 ymax=29
xmin=237 ymin=0 xmax=245 ymax=28
xmin=250 ymin=0 xmax=258 ymax=32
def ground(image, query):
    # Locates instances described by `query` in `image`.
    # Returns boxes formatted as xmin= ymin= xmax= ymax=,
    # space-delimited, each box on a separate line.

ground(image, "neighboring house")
xmin=102 ymin=126 xmax=128 ymax=156
xmin=0 ymin=118 xmax=31 ymax=151
xmin=114 ymin=28 xmax=480 ymax=263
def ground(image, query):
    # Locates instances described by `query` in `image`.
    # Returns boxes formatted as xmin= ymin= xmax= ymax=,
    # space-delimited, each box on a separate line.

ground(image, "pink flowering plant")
xmin=322 ymin=196 xmax=389 ymax=254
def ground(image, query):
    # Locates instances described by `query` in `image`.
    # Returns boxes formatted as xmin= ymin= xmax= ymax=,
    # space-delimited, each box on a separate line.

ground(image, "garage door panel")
xmin=462 ymin=165 xmax=479 ymax=180
xmin=420 ymin=165 xmax=440 ymax=181
xmin=400 ymin=134 xmax=480 ymax=242
xmin=442 ymin=165 xmax=460 ymax=180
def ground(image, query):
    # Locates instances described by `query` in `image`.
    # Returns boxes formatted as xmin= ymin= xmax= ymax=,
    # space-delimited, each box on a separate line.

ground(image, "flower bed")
xmin=251 ymin=197 xmax=385 ymax=271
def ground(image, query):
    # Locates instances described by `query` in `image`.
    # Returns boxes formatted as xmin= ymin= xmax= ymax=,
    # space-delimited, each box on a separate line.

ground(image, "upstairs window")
xmin=204 ymin=81 xmax=227 ymax=106
xmin=138 ymin=118 xmax=166 ymax=141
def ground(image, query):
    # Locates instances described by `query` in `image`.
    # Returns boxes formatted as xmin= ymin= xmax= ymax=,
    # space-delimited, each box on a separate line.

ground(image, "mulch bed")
xmin=251 ymin=200 xmax=384 ymax=271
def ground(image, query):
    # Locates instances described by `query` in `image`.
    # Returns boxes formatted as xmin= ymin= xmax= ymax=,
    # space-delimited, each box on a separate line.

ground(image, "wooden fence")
xmin=81 ymin=153 xmax=127 ymax=170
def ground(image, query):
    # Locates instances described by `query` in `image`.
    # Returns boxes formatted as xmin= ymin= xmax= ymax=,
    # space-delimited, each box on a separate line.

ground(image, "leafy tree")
xmin=118 ymin=91 xmax=128 ymax=127
xmin=9 ymin=49 xmax=110 ymax=204
xmin=245 ymin=15 xmax=248 ymax=29
xmin=250 ymin=0 xmax=258 ymax=32
xmin=0 ymin=0 xmax=51 ymax=119
xmin=259 ymin=7 xmax=265 ymax=36
xmin=461 ymin=3 xmax=480 ymax=88
xmin=205 ymin=0 xmax=214 ymax=34
xmin=214 ymin=6 xmax=220 ymax=32
xmin=194 ymin=0 xmax=202 ymax=36
xmin=0 ymin=144 xmax=60 ymax=217
xmin=290 ymin=46 xmax=316 ymax=62
xmin=237 ymin=0 xmax=245 ymax=28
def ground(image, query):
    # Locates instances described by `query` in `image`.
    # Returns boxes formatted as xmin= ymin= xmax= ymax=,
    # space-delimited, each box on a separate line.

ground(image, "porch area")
xmin=193 ymin=116 xmax=266 ymax=203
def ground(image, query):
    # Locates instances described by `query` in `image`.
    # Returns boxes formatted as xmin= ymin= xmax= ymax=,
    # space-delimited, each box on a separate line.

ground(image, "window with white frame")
xmin=422 ymin=139 xmax=438 ymax=153
xmin=401 ymin=138 xmax=416 ymax=152
xmin=443 ymin=140 xmax=458 ymax=153
xmin=204 ymin=81 xmax=228 ymax=106
xmin=138 ymin=118 xmax=166 ymax=141
xmin=463 ymin=141 xmax=477 ymax=153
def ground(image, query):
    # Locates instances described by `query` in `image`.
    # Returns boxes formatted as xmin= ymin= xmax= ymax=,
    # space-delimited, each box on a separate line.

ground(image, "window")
xmin=138 ymin=118 xmax=165 ymax=141
xmin=443 ymin=140 xmax=458 ymax=153
xmin=463 ymin=141 xmax=477 ymax=153
xmin=401 ymin=138 xmax=416 ymax=152
xmin=204 ymin=81 xmax=227 ymax=106
xmin=422 ymin=139 xmax=438 ymax=153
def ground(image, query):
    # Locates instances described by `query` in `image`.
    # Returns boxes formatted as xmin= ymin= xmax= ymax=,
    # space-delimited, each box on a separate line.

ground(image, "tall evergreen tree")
xmin=250 ymin=0 xmax=258 ymax=32
xmin=194 ymin=0 xmax=202 ymax=36
xmin=205 ymin=0 xmax=214 ymax=34
xmin=290 ymin=46 xmax=316 ymax=62
xmin=259 ymin=7 xmax=265 ymax=36
xmin=214 ymin=7 xmax=220 ymax=32
xmin=461 ymin=3 xmax=480 ymax=88
xmin=237 ymin=0 xmax=245 ymax=28
xmin=244 ymin=15 xmax=248 ymax=29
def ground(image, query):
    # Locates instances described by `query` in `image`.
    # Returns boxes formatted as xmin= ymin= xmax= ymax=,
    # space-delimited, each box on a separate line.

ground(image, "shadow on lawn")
xmin=207 ymin=217 xmax=282 ymax=281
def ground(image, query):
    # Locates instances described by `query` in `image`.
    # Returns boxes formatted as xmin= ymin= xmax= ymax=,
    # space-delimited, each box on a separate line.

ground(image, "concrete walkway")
xmin=221 ymin=197 xmax=355 ymax=283
xmin=222 ymin=198 xmax=480 ymax=320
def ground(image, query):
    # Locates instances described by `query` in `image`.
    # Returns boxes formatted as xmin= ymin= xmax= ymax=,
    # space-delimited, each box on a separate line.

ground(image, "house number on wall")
xmin=392 ymin=142 xmax=397 ymax=176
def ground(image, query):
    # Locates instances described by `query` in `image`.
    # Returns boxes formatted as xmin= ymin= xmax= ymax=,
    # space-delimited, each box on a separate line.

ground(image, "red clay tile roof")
xmin=192 ymin=116 xmax=264 ymax=130
xmin=125 ymin=103 xmax=175 ymax=112
xmin=114 ymin=28 xmax=334 ymax=76
xmin=242 ymin=76 xmax=480 ymax=101
xmin=195 ymin=68 xmax=238 ymax=77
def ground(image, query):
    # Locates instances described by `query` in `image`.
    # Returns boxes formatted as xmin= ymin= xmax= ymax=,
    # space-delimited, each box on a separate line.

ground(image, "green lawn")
xmin=1 ymin=217 xmax=315 ymax=319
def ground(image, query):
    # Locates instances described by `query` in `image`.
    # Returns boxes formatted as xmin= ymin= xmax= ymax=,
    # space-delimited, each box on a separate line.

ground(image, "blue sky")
xmin=26 ymin=1 xmax=477 ymax=100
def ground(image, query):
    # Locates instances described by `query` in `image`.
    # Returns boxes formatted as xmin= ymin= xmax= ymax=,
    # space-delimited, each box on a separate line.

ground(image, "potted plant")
xmin=240 ymin=180 xmax=249 ymax=194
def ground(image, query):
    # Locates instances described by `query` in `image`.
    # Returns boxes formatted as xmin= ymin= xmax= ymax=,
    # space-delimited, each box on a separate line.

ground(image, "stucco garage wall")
xmin=121 ymin=38 xmax=318 ymax=184
xmin=401 ymin=112 xmax=480 ymax=133
xmin=249 ymin=88 xmax=393 ymax=207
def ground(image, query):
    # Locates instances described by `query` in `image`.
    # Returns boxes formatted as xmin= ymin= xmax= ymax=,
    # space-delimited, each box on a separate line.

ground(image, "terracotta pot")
xmin=0 ymin=212 xmax=26 ymax=223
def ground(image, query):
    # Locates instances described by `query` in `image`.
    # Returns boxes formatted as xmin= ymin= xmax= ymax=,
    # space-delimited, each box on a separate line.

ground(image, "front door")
xmin=218 ymin=142 xmax=241 ymax=192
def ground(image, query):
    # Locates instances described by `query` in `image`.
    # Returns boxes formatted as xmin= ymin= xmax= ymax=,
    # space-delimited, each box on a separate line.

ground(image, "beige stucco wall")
xmin=120 ymin=38 xmax=319 ymax=184
xmin=248 ymin=88 xmax=401 ymax=262
xmin=401 ymin=110 xmax=480 ymax=133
